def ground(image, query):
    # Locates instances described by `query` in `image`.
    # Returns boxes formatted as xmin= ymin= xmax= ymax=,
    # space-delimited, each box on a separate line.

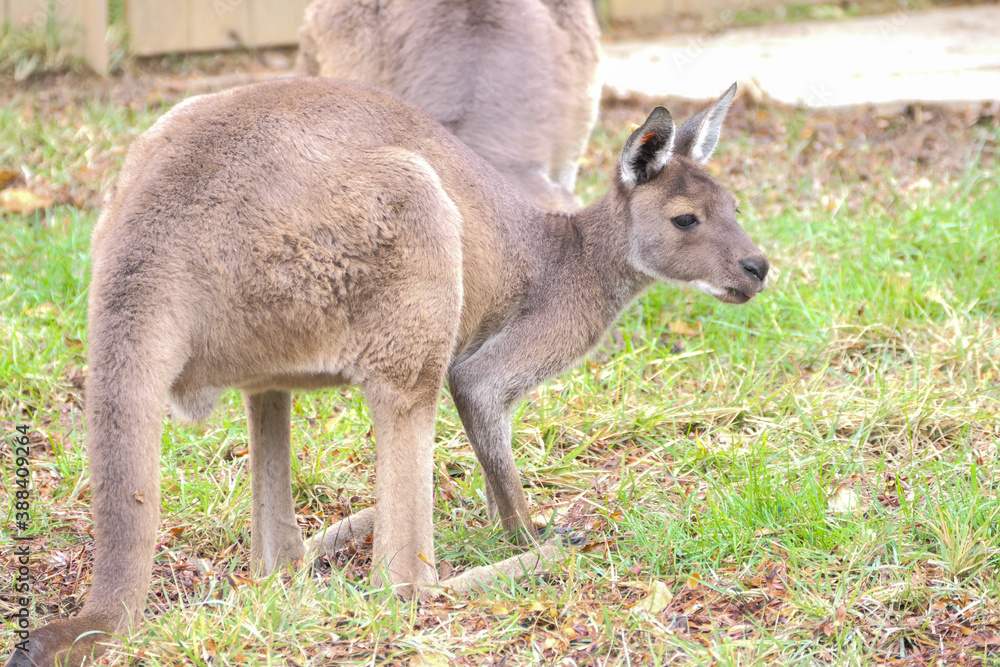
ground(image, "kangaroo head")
xmin=619 ymin=83 xmax=768 ymax=304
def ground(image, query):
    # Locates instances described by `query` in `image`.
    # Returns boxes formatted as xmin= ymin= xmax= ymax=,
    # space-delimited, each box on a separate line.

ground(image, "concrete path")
xmin=601 ymin=5 xmax=1000 ymax=106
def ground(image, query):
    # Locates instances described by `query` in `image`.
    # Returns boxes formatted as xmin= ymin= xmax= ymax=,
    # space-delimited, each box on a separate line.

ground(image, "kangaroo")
xmin=6 ymin=78 xmax=767 ymax=667
xmin=296 ymin=0 xmax=601 ymax=211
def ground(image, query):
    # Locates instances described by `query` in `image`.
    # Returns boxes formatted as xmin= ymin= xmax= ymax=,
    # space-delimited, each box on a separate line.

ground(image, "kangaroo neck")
xmin=542 ymin=191 xmax=655 ymax=320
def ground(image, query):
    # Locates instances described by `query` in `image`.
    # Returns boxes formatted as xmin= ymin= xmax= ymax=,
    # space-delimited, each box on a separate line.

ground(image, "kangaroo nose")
xmin=741 ymin=257 xmax=769 ymax=282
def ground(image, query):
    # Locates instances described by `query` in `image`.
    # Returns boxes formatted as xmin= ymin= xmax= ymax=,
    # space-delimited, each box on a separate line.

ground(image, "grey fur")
xmin=297 ymin=0 xmax=601 ymax=210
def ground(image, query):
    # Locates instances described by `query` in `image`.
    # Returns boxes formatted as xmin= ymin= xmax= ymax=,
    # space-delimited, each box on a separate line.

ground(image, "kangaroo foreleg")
xmin=449 ymin=313 xmax=595 ymax=543
xmin=448 ymin=338 xmax=548 ymax=541
xmin=449 ymin=385 xmax=534 ymax=541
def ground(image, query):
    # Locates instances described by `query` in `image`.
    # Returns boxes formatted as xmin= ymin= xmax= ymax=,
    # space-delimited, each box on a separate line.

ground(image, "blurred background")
xmin=2 ymin=0 xmax=999 ymax=108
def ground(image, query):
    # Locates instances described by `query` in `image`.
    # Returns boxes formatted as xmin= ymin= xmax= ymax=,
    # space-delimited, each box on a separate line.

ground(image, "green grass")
xmin=1 ymin=91 xmax=998 ymax=665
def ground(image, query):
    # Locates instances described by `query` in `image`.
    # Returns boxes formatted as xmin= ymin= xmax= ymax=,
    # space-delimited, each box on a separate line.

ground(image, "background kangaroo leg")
xmin=482 ymin=476 xmax=499 ymax=523
xmin=246 ymin=390 xmax=305 ymax=576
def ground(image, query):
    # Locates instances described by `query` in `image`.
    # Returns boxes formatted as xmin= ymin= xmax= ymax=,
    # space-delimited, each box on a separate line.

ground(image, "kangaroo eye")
xmin=671 ymin=214 xmax=699 ymax=229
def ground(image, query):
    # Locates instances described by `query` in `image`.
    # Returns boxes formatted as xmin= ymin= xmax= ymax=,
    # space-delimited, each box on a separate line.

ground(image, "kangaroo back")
xmin=297 ymin=0 xmax=601 ymax=211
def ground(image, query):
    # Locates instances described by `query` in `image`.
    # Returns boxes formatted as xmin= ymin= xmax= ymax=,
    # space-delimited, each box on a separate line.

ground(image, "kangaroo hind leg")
xmin=246 ymin=389 xmax=305 ymax=576
xmin=312 ymin=147 xmax=463 ymax=594
xmin=364 ymin=374 xmax=445 ymax=593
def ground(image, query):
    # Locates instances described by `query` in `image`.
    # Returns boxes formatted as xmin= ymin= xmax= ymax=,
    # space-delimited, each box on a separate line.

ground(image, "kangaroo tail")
xmin=7 ymin=260 xmax=185 ymax=667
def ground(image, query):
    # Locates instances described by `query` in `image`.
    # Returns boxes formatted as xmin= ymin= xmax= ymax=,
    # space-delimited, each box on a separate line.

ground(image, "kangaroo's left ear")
xmin=620 ymin=106 xmax=675 ymax=188
xmin=675 ymin=82 xmax=737 ymax=164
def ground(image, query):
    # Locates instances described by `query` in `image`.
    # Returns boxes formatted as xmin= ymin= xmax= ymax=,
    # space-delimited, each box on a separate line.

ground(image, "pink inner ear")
xmin=640 ymin=132 xmax=657 ymax=144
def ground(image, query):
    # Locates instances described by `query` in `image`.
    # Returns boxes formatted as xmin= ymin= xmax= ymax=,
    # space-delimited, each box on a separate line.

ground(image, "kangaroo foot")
xmin=304 ymin=507 xmax=376 ymax=561
xmin=4 ymin=614 xmax=117 ymax=667
xmin=438 ymin=540 xmax=569 ymax=594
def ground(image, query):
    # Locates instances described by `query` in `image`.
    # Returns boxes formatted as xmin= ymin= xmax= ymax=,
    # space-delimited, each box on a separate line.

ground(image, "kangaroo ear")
xmin=620 ymin=106 xmax=675 ymax=188
xmin=675 ymin=82 xmax=737 ymax=164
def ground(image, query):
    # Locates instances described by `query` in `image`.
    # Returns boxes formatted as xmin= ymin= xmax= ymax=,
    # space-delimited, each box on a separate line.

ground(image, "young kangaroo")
xmin=5 ymin=78 xmax=767 ymax=667
xmin=297 ymin=0 xmax=601 ymax=211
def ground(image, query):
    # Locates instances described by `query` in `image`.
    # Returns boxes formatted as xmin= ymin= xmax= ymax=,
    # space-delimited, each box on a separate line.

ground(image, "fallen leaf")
xmin=667 ymin=321 xmax=699 ymax=337
xmin=635 ymin=580 xmax=673 ymax=615
xmin=201 ymin=638 xmax=218 ymax=660
xmin=25 ymin=302 xmax=60 ymax=318
xmin=0 ymin=168 xmax=17 ymax=187
xmin=531 ymin=507 xmax=558 ymax=530
xmin=408 ymin=655 xmax=451 ymax=667
xmin=0 ymin=188 xmax=53 ymax=214
xmin=827 ymin=485 xmax=859 ymax=514
xmin=226 ymin=573 xmax=253 ymax=587
xmin=223 ymin=444 xmax=249 ymax=460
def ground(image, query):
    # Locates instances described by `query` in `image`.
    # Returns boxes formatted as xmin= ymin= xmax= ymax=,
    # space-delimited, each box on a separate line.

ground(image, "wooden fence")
xmin=1 ymin=0 xmax=309 ymax=73
xmin=124 ymin=0 xmax=309 ymax=56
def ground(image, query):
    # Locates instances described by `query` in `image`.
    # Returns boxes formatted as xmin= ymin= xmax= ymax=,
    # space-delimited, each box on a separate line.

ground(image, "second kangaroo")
xmin=7 ymin=79 xmax=767 ymax=667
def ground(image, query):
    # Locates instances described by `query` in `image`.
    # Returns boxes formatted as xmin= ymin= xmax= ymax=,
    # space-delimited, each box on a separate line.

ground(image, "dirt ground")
xmin=602 ymin=5 xmax=1000 ymax=106
xmin=598 ymin=89 xmax=1000 ymax=218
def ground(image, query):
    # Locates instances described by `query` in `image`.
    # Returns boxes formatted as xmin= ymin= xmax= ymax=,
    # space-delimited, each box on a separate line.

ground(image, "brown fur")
xmin=296 ymin=0 xmax=601 ymax=211
xmin=5 ymin=78 xmax=767 ymax=667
